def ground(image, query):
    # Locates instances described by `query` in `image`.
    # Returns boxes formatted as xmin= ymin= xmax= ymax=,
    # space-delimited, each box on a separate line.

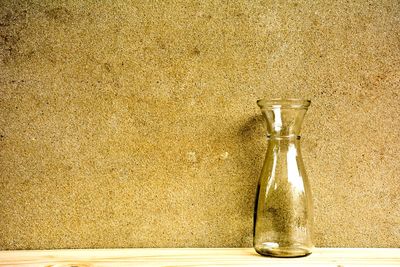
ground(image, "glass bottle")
xmin=253 ymin=98 xmax=313 ymax=257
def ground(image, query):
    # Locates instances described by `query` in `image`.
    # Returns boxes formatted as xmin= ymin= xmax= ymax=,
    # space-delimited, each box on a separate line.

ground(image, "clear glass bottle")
xmin=253 ymin=98 xmax=313 ymax=257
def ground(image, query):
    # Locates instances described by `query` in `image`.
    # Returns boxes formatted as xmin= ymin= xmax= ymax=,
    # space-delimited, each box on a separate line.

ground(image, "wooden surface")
xmin=0 ymin=248 xmax=399 ymax=266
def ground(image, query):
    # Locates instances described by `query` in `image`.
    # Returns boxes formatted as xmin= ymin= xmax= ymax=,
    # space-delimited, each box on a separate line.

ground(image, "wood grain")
xmin=0 ymin=248 xmax=399 ymax=267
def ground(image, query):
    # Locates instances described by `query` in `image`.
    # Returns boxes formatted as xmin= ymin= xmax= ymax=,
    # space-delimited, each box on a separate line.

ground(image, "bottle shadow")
xmin=234 ymin=114 xmax=267 ymax=246
xmin=236 ymin=114 xmax=266 ymax=184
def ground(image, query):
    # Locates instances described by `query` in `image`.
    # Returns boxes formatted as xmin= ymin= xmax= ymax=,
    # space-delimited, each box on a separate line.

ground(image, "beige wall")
xmin=1 ymin=0 xmax=399 ymax=249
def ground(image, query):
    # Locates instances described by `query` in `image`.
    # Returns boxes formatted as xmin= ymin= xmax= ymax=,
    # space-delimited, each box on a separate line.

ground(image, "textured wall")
xmin=0 ymin=0 xmax=399 ymax=249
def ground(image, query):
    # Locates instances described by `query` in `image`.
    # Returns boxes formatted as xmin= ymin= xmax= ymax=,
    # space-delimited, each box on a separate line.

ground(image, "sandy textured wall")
xmin=0 ymin=0 xmax=399 ymax=249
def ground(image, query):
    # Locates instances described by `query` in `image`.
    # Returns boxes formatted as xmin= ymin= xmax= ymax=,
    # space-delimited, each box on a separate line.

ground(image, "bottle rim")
xmin=257 ymin=98 xmax=311 ymax=109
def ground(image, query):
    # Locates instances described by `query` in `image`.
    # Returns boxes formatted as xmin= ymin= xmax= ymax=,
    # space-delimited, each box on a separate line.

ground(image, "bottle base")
xmin=255 ymin=246 xmax=312 ymax=258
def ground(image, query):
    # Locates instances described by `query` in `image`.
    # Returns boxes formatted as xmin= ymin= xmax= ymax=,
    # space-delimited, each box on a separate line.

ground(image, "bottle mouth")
xmin=257 ymin=98 xmax=311 ymax=109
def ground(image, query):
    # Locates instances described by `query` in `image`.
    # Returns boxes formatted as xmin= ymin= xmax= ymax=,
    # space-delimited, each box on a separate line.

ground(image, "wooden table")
xmin=0 ymin=248 xmax=399 ymax=266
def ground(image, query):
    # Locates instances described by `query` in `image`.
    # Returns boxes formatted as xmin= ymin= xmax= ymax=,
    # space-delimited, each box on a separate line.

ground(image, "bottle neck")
xmin=259 ymin=105 xmax=308 ymax=138
xmin=267 ymin=135 xmax=301 ymax=141
xmin=266 ymin=135 xmax=302 ymax=154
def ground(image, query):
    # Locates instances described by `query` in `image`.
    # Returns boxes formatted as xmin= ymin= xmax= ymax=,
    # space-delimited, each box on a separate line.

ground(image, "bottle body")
xmin=253 ymin=99 xmax=313 ymax=257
